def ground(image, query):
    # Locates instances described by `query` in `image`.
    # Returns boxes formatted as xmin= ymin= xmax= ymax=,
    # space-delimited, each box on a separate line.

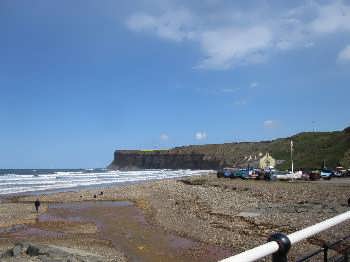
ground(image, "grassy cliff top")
xmin=171 ymin=127 xmax=350 ymax=170
xmin=115 ymin=127 xmax=350 ymax=170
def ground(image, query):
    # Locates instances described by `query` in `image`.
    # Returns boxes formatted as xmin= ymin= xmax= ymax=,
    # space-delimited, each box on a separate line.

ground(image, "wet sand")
xmin=0 ymin=200 xmax=231 ymax=262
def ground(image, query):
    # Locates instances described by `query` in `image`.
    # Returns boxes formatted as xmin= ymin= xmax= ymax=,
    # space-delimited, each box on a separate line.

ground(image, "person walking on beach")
xmin=34 ymin=198 xmax=41 ymax=213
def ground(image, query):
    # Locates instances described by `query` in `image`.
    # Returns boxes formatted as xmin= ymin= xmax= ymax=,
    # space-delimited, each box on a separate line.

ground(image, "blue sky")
xmin=0 ymin=0 xmax=349 ymax=168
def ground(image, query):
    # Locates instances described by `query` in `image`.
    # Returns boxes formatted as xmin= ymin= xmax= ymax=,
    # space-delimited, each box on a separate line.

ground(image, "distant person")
xmin=34 ymin=198 xmax=41 ymax=213
xmin=348 ymin=197 xmax=350 ymax=207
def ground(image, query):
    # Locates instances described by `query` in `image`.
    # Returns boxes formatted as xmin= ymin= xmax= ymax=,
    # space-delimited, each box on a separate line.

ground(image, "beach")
xmin=1 ymin=174 xmax=350 ymax=261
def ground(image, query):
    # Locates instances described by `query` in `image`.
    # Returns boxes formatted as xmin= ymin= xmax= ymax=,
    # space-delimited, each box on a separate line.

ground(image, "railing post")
xmin=323 ymin=244 xmax=328 ymax=262
xmin=344 ymin=250 xmax=349 ymax=262
xmin=268 ymin=233 xmax=291 ymax=262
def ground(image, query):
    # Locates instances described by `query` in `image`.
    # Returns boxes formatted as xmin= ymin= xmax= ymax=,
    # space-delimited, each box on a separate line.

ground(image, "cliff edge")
xmin=108 ymin=127 xmax=350 ymax=170
xmin=107 ymin=150 xmax=222 ymax=170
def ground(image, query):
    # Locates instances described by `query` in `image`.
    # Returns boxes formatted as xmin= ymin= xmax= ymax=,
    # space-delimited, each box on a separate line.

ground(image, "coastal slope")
xmin=109 ymin=127 xmax=350 ymax=170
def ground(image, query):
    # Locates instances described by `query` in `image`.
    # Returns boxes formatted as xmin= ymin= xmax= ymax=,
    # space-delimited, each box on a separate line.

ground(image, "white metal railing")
xmin=219 ymin=210 xmax=350 ymax=262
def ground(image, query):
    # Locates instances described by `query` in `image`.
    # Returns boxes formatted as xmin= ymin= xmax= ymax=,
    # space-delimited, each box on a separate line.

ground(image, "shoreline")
xmin=1 ymin=174 xmax=350 ymax=261
xmin=0 ymin=170 xmax=211 ymax=199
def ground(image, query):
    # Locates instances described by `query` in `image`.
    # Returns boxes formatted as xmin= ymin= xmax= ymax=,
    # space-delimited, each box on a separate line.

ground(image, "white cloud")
xmin=160 ymin=133 xmax=169 ymax=141
xmin=196 ymin=26 xmax=272 ymax=69
xmin=195 ymin=131 xmax=207 ymax=140
xmin=125 ymin=9 xmax=195 ymax=42
xmin=250 ymin=82 xmax=259 ymax=88
xmin=263 ymin=120 xmax=278 ymax=129
xmin=337 ymin=45 xmax=350 ymax=63
xmin=125 ymin=1 xmax=350 ymax=70
xmin=126 ymin=9 xmax=273 ymax=69
xmin=309 ymin=1 xmax=350 ymax=34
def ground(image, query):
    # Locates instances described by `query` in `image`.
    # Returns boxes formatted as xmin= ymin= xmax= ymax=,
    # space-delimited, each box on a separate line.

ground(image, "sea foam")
xmin=0 ymin=169 xmax=208 ymax=195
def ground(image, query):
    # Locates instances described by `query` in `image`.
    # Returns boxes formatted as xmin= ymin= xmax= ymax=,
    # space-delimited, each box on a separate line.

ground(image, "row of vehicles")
xmin=217 ymin=168 xmax=269 ymax=180
xmin=217 ymin=167 xmax=350 ymax=181
xmin=319 ymin=168 xmax=350 ymax=179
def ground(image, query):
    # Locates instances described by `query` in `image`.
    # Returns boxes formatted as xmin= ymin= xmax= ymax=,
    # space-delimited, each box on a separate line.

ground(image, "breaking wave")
xmin=0 ymin=169 xmax=208 ymax=195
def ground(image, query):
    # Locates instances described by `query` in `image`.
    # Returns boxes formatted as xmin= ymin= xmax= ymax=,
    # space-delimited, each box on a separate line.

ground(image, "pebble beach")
xmin=1 ymin=174 xmax=350 ymax=261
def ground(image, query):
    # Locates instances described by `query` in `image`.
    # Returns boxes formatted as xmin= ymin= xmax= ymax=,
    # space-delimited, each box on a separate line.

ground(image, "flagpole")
xmin=291 ymin=140 xmax=294 ymax=174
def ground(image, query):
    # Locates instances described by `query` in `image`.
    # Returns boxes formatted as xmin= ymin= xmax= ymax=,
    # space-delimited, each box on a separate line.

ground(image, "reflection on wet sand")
xmin=2 ymin=201 xmax=231 ymax=262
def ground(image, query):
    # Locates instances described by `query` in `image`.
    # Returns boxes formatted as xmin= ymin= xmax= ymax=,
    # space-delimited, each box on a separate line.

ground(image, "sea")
xmin=0 ymin=169 xmax=208 ymax=196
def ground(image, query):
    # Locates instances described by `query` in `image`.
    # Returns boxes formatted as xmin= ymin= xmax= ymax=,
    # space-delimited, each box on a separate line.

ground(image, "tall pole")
xmin=291 ymin=140 xmax=294 ymax=173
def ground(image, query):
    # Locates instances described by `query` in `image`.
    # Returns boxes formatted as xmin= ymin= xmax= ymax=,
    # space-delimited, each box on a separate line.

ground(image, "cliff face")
xmin=108 ymin=150 xmax=222 ymax=170
xmin=108 ymin=127 xmax=350 ymax=170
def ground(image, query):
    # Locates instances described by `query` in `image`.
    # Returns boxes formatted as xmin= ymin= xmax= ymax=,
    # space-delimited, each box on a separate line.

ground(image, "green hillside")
xmin=170 ymin=127 xmax=350 ymax=170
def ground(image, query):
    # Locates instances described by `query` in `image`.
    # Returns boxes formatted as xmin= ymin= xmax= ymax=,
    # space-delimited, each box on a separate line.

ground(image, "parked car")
xmin=264 ymin=170 xmax=277 ymax=181
xmin=301 ymin=172 xmax=310 ymax=181
xmin=274 ymin=170 xmax=302 ymax=180
xmin=275 ymin=171 xmax=291 ymax=180
xmin=232 ymin=169 xmax=248 ymax=179
xmin=224 ymin=169 xmax=235 ymax=178
xmin=334 ymin=171 xmax=343 ymax=177
xmin=233 ymin=168 xmax=261 ymax=179
xmin=249 ymin=169 xmax=260 ymax=179
xmin=309 ymin=171 xmax=321 ymax=181
xmin=335 ymin=167 xmax=347 ymax=177
xmin=217 ymin=168 xmax=237 ymax=179
xmin=320 ymin=169 xmax=333 ymax=180
xmin=252 ymin=169 xmax=264 ymax=180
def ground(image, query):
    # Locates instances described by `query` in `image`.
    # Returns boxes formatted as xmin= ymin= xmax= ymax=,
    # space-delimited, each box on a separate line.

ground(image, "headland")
xmin=108 ymin=127 xmax=350 ymax=171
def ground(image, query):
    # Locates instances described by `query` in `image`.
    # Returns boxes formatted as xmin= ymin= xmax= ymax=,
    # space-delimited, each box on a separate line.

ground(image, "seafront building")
xmin=259 ymin=153 xmax=276 ymax=169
